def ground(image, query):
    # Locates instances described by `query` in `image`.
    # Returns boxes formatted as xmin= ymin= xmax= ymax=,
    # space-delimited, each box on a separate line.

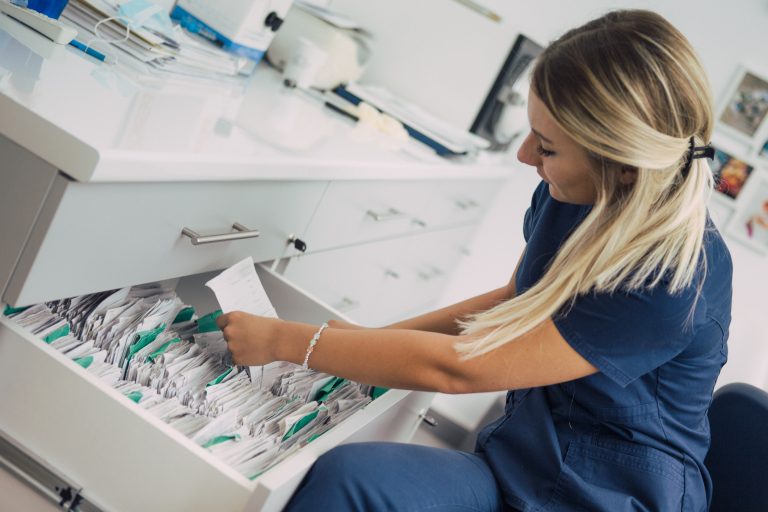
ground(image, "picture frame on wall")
xmin=716 ymin=65 xmax=768 ymax=146
xmin=709 ymin=145 xmax=754 ymax=200
xmin=726 ymin=170 xmax=768 ymax=254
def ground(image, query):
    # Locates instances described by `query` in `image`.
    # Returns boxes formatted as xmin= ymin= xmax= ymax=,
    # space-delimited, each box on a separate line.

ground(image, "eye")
xmin=536 ymin=144 xmax=555 ymax=157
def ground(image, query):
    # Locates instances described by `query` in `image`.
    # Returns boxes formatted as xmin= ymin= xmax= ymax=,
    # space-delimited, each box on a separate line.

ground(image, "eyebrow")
xmin=532 ymin=129 xmax=554 ymax=144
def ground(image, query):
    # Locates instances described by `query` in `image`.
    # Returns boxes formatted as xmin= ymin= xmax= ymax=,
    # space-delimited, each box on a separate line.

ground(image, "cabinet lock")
xmin=288 ymin=236 xmax=307 ymax=252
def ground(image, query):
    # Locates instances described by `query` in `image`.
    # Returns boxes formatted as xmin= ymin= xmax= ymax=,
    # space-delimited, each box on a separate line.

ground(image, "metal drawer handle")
xmin=181 ymin=222 xmax=260 ymax=245
xmin=418 ymin=266 xmax=445 ymax=281
xmin=366 ymin=208 xmax=406 ymax=222
xmin=384 ymin=269 xmax=400 ymax=279
xmin=455 ymin=198 xmax=479 ymax=210
xmin=422 ymin=414 xmax=439 ymax=427
xmin=333 ymin=296 xmax=360 ymax=312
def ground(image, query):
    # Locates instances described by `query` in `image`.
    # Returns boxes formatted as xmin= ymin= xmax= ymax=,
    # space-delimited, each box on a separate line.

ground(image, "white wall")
xmin=330 ymin=0 xmax=768 ymax=390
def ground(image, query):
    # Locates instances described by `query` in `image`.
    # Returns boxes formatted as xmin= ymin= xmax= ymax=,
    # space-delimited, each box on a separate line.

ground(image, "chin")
xmin=548 ymin=183 xmax=565 ymax=201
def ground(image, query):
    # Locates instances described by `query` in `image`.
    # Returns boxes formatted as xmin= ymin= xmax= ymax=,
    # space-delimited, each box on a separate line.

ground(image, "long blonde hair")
xmin=457 ymin=10 xmax=714 ymax=357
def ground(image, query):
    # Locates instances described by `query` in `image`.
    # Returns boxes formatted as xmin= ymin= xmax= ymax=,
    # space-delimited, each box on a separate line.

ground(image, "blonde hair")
xmin=457 ymin=10 xmax=714 ymax=358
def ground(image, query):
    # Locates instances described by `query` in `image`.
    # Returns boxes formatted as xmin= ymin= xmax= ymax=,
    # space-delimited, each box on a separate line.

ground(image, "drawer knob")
xmin=181 ymin=223 xmax=260 ymax=245
xmin=333 ymin=296 xmax=359 ymax=312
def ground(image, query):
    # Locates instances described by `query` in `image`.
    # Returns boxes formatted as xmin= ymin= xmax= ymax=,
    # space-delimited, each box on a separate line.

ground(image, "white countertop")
xmin=0 ymin=15 xmax=513 ymax=183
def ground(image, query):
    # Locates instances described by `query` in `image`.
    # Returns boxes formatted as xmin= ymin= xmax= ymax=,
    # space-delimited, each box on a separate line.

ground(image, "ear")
xmin=619 ymin=166 xmax=638 ymax=185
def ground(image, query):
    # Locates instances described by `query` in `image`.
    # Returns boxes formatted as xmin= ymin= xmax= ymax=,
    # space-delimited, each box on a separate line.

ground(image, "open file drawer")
xmin=0 ymin=265 xmax=435 ymax=511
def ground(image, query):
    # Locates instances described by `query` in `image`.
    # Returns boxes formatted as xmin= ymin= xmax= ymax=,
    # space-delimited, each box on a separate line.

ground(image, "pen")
xmin=68 ymin=39 xmax=111 ymax=63
xmin=324 ymin=101 xmax=359 ymax=122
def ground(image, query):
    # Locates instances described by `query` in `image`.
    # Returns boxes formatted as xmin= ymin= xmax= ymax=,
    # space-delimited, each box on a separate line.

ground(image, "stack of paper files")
xmin=6 ymin=283 xmax=375 ymax=480
xmin=334 ymin=82 xmax=492 ymax=157
xmin=61 ymin=0 xmax=255 ymax=79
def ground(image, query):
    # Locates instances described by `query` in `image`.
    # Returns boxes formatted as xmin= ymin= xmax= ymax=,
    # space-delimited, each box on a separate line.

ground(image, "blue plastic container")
xmin=26 ymin=0 xmax=70 ymax=19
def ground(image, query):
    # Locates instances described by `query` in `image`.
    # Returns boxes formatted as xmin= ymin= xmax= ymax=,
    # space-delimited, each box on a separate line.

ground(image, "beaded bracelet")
xmin=301 ymin=322 xmax=329 ymax=369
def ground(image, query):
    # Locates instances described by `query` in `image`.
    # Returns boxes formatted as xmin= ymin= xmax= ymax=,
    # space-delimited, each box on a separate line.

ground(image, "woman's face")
xmin=517 ymin=89 xmax=598 ymax=205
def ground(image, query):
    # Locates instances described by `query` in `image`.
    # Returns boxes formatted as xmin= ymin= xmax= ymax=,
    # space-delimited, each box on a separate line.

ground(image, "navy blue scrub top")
xmin=476 ymin=181 xmax=733 ymax=512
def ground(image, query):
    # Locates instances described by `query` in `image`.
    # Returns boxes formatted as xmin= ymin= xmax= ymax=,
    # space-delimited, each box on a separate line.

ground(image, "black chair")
xmin=705 ymin=382 xmax=768 ymax=512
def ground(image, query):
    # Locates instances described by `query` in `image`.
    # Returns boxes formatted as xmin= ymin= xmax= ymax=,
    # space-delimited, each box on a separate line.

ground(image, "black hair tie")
xmin=682 ymin=136 xmax=715 ymax=178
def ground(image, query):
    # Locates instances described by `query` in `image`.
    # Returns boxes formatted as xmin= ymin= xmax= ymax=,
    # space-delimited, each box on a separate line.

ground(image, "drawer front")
xmin=4 ymin=179 xmax=327 ymax=307
xmin=283 ymin=226 xmax=475 ymax=327
xmin=386 ymin=226 xmax=475 ymax=323
xmin=301 ymin=181 xmax=432 ymax=253
xmin=0 ymin=316 xmax=253 ymax=512
xmin=426 ymin=179 xmax=504 ymax=229
xmin=300 ymin=179 xmax=502 ymax=254
xmin=283 ymin=237 xmax=412 ymax=326
xmin=0 ymin=266 xmax=433 ymax=512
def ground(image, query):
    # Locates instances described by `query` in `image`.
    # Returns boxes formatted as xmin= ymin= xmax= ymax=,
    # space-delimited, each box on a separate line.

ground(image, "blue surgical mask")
xmin=118 ymin=0 xmax=176 ymax=39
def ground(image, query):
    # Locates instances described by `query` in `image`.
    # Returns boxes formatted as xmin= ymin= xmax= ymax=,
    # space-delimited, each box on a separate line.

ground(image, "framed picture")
xmin=710 ymin=145 xmax=754 ymax=199
xmin=717 ymin=66 xmax=768 ymax=145
xmin=726 ymin=171 xmax=768 ymax=254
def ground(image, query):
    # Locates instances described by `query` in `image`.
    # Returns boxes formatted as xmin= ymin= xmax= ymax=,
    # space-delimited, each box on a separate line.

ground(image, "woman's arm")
xmin=216 ymin=250 xmax=596 ymax=394
xmin=375 ymin=282 xmax=514 ymax=334
xmin=217 ymin=314 xmax=597 ymax=395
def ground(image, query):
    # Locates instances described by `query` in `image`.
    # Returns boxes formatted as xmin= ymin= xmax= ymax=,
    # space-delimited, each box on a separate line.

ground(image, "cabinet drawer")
xmin=426 ymin=179 xmax=504 ymax=229
xmin=0 ymin=266 xmax=434 ymax=512
xmin=301 ymin=181 xmax=432 ymax=253
xmin=3 ymin=178 xmax=327 ymax=307
xmin=300 ymin=179 xmax=501 ymax=253
xmin=283 ymin=226 xmax=474 ymax=326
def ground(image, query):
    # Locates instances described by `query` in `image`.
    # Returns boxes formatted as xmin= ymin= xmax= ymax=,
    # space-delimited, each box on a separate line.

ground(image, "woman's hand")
xmin=216 ymin=311 xmax=283 ymax=366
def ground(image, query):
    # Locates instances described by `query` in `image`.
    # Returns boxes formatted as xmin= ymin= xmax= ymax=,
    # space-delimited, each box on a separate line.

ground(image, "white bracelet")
xmin=301 ymin=322 xmax=329 ymax=369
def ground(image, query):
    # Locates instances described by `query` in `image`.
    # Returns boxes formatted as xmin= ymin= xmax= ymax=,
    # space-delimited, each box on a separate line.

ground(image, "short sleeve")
xmin=554 ymin=284 xmax=699 ymax=387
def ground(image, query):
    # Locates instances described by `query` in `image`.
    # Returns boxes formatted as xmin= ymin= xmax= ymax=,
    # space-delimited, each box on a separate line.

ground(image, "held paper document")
xmin=205 ymin=256 xmax=277 ymax=318
xmin=205 ymin=256 xmax=283 ymax=386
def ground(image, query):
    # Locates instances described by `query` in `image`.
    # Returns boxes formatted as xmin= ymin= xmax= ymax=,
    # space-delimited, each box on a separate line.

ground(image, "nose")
xmin=517 ymin=131 xmax=541 ymax=167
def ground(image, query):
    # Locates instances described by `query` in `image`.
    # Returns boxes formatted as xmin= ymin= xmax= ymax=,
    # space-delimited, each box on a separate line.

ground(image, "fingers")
xmin=216 ymin=313 xmax=246 ymax=362
xmin=217 ymin=311 xmax=247 ymax=332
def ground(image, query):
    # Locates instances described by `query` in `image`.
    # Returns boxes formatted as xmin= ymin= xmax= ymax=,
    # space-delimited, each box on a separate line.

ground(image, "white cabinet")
xmin=0 ymin=145 xmax=502 ymax=511
xmin=0 ymin=29 xmax=511 ymax=510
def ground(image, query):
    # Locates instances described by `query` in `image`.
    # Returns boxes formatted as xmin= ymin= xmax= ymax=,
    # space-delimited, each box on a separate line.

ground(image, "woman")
xmin=218 ymin=10 xmax=732 ymax=511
